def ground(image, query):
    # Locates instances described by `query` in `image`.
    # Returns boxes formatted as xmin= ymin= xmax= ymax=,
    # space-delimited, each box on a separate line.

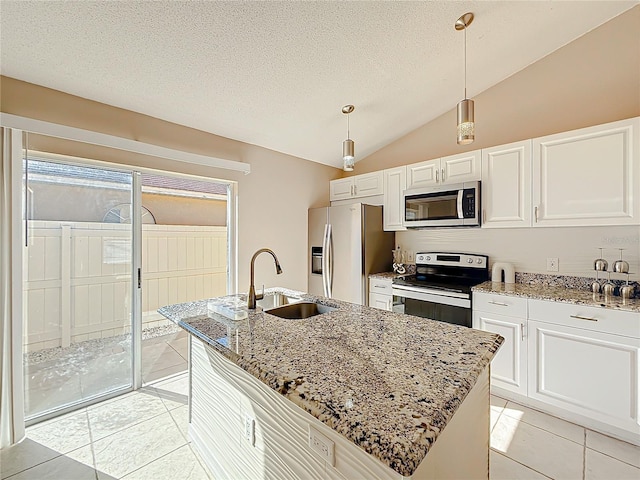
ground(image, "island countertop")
xmin=159 ymin=288 xmax=503 ymax=477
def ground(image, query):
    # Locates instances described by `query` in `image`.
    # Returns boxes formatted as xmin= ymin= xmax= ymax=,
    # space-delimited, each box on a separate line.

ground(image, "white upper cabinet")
xmin=441 ymin=150 xmax=482 ymax=184
xmin=407 ymin=158 xmax=440 ymax=189
xmin=330 ymin=171 xmax=383 ymax=202
xmin=354 ymin=171 xmax=384 ymax=197
xmin=532 ymin=117 xmax=640 ymax=227
xmin=481 ymin=140 xmax=532 ymax=228
xmin=383 ymin=166 xmax=406 ymax=231
xmin=407 ymin=151 xmax=481 ymax=190
xmin=329 ymin=177 xmax=354 ymax=201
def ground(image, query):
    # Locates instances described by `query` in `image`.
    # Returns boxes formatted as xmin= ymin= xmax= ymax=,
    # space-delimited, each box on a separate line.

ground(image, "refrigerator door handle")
xmin=322 ymin=224 xmax=330 ymax=297
xmin=326 ymin=224 xmax=333 ymax=298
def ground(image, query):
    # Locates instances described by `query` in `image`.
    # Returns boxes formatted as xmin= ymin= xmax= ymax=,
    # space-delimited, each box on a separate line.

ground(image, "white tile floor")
xmin=2 ymin=384 xmax=639 ymax=479
xmin=490 ymin=395 xmax=640 ymax=480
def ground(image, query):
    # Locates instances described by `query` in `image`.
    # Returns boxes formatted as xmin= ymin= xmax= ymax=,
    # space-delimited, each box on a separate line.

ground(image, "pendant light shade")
xmin=455 ymin=12 xmax=475 ymax=145
xmin=341 ymin=105 xmax=355 ymax=171
xmin=342 ymin=138 xmax=355 ymax=171
xmin=457 ymin=98 xmax=474 ymax=145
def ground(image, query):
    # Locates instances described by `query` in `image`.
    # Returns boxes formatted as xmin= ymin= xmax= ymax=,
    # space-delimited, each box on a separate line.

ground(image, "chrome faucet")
xmin=248 ymin=248 xmax=283 ymax=309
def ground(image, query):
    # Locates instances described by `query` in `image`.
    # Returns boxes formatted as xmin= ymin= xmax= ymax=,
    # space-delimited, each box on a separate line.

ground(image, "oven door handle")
xmin=457 ymin=189 xmax=464 ymax=219
xmin=392 ymin=284 xmax=469 ymax=300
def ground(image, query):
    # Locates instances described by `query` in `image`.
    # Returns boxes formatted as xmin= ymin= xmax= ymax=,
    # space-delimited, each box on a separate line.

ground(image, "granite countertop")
xmin=473 ymin=281 xmax=640 ymax=313
xmin=368 ymin=271 xmax=404 ymax=280
xmin=159 ymin=288 xmax=503 ymax=477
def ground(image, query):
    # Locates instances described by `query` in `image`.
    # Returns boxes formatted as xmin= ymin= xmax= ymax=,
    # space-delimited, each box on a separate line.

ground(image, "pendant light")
xmin=455 ymin=12 xmax=474 ymax=145
xmin=342 ymin=104 xmax=355 ymax=171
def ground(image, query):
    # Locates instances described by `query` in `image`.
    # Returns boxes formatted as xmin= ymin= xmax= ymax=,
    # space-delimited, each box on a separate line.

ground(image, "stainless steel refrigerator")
xmin=308 ymin=203 xmax=394 ymax=305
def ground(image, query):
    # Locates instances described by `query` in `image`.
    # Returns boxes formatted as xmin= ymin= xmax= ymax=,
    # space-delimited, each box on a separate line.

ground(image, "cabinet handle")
xmin=388 ymin=299 xmax=392 ymax=311
xmin=482 ymin=209 xmax=486 ymax=224
xmin=354 ymin=185 xmax=357 ymax=196
xmin=441 ymin=168 xmax=445 ymax=182
xmin=435 ymin=169 xmax=439 ymax=183
xmin=570 ymin=314 xmax=598 ymax=322
xmin=534 ymin=206 xmax=539 ymax=223
xmin=488 ymin=300 xmax=509 ymax=306
xmin=350 ymin=185 xmax=354 ymax=196
xmin=374 ymin=284 xmax=387 ymax=288
xmin=521 ymin=323 xmax=525 ymax=341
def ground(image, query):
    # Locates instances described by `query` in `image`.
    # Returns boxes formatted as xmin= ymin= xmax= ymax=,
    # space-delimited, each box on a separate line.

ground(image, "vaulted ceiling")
xmin=1 ymin=1 xmax=635 ymax=169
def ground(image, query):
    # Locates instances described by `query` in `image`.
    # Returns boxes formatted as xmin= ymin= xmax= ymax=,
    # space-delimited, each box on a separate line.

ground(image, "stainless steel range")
xmin=391 ymin=252 xmax=489 ymax=327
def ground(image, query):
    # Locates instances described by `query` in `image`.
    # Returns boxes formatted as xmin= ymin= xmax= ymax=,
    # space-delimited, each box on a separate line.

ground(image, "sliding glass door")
xmin=23 ymin=152 xmax=135 ymax=421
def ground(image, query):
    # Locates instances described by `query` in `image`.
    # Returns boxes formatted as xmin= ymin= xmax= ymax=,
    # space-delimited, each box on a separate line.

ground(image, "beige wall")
xmin=2 ymin=76 xmax=341 ymax=293
xmin=351 ymin=6 xmax=640 ymax=175
xmin=350 ymin=6 xmax=640 ymax=281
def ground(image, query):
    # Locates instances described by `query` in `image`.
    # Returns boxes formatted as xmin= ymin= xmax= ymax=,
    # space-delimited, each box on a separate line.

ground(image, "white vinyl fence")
xmin=24 ymin=221 xmax=227 ymax=352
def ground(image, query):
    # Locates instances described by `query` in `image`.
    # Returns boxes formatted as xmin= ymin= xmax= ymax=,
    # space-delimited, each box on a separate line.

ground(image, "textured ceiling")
xmin=0 ymin=1 xmax=636 ymax=169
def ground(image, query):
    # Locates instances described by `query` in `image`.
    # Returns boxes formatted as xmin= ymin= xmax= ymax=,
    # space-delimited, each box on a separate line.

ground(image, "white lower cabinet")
xmin=473 ymin=292 xmax=640 ymax=443
xmin=369 ymin=278 xmax=393 ymax=311
xmin=527 ymin=300 xmax=640 ymax=439
xmin=473 ymin=311 xmax=527 ymax=396
xmin=472 ymin=293 xmax=527 ymax=395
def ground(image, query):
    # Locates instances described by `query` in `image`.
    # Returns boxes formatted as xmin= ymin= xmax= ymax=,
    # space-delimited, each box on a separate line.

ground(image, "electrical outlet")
xmin=406 ymin=251 xmax=414 ymax=263
xmin=547 ymin=257 xmax=559 ymax=272
xmin=243 ymin=414 xmax=255 ymax=446
xmin=308 ymin=426 xmax=335 ymax=466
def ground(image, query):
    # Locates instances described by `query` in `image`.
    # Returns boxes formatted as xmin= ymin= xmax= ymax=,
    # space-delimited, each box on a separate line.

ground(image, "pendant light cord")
xmin=464 ymin=25 xmax=467 ymax=99
xmin=347 ymin=113 xmax=350 ymax=139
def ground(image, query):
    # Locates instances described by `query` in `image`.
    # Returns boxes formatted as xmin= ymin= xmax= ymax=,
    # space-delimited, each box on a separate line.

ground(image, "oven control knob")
xmin=467 ymin=258 xmax=473 ymax=264
xmin=426 ymin=256 xmax=431 ymax=261
xmin=476 ymin=258 xmax=483 ymax=264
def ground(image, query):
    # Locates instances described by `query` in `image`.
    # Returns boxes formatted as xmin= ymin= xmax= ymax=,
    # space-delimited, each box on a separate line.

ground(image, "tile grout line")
xmin=116 ymin=444 xmax=188 ymax=479
xmin=582 ymin=428 xmax=587 ymax=480
xmin=490 ymin=449 xmax=554 ymax=479
xmin=85 ymin=408 xmax=99 ymax=480
xmin=583 ymin=445 xmax=640 ymax=470
xmin=502 ymin=401 xmax=586 ymax=446
xmin=165 ymin=338 xmax=188 ymax=362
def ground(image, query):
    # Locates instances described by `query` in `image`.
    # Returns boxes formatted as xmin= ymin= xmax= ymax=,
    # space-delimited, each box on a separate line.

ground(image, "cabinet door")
xmin=528 ymin=319 xmax=640 ymax=435
xmin=383 ymin=166 xmax=406 ymax=231
xmin=406 ymin=158 xmax=440 ymax=189
xmin=481 ymin=141 xmax=532 ymax=228
xmin=441 ymin=150 xmax=481 ymax=184
xmin=473 ymin=311 xmax=527 ymax=395
xmin=354 ymin=171 xmax=383 ymax=198
xmin=330 ymin=178 xmax=354 ymax=201
xmin=532 ymin=117 xmax=640 ymax=227
xmin=369 ymin=292 xmax=392 ymax=311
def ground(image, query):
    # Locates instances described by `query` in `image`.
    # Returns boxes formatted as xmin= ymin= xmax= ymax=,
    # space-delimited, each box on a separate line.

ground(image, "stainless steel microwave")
xmin=403 ymin=181 xmax=480 ymax=228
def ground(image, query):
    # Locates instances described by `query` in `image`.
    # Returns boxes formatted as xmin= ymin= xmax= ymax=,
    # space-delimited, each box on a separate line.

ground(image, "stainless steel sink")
xmin=265 ymin=302 xmax=336 ymax=319
xmin=256 ymin=293 xmax=301 ymax=310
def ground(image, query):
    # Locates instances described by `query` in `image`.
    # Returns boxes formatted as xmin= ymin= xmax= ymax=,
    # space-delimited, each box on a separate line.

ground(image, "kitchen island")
xmin=159 ymin=288 xmax=503 ymax=479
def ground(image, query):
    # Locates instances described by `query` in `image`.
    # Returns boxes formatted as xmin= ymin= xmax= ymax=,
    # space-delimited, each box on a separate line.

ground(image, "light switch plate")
xmin=546 ymin=257 xmax=559 ymax=272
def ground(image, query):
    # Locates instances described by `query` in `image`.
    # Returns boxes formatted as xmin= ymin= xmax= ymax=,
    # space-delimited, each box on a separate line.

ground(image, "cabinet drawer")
xmin=473 ymin=292 xmax=527 ymax=318
xmin=369 ymin=278 xmax=393 ymax=295
xmin=528 ymin=299 xmax=640 ymax=338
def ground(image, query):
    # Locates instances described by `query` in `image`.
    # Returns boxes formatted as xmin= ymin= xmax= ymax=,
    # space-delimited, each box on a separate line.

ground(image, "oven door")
xmin=392 ymin=285 xmax=472 ymax=327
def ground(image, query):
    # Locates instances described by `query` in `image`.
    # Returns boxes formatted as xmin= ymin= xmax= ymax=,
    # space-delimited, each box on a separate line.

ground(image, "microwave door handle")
xmin=457 ymin=190 xmax=464 ymax=219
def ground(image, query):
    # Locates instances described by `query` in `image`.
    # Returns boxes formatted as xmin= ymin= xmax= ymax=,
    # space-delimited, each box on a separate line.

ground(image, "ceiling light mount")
xmin=455 ymin=12 xmax=474 ymax=31
xmin=342 ymin=104 xmax=355 ymax=171
xmin=455 ymin=12 xmax=475 ymax=145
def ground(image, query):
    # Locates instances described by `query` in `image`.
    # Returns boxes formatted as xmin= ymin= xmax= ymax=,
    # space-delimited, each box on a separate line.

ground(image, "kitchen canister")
xmin=491 ymin=262 xmax=516 ymax=284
